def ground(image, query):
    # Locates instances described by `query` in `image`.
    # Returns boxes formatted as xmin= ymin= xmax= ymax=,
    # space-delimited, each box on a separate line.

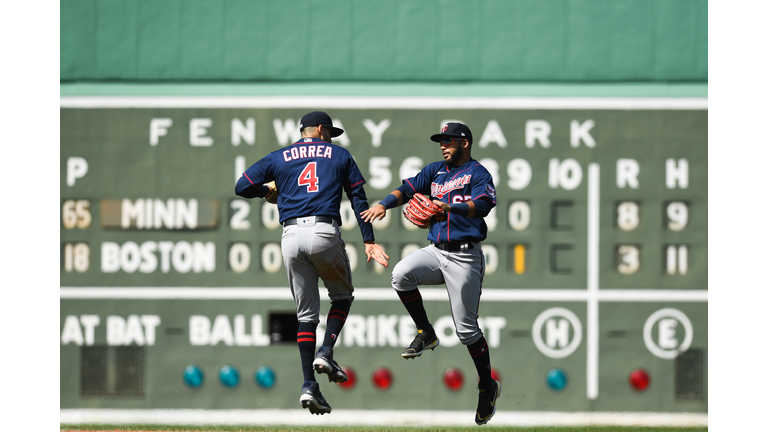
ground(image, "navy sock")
xmin=396 ymin=289 xmax=434 ymax=335
xmin=468 ymin=336 xmax=493 ymax=387
xmin=323 ymin=299 xmax=352 ymax=347
xmin=297 ymin=322 xmax=318 ymax=382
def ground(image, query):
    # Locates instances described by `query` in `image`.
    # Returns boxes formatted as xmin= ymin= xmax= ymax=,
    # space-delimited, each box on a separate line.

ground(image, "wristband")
xmin=450 ymin=203 xmax=470 ymax=216
xmin=378 ymin=194 xmax=399 ymax=209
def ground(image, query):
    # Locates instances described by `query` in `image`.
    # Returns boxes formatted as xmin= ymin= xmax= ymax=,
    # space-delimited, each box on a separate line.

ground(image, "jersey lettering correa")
xmin=283 ymin=145 xmax=333 ymax=162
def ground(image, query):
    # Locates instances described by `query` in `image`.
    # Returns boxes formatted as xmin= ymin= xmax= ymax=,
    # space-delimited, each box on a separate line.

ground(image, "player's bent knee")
xmin=391 ymin=263 xmax=418 ymax=292
xmin=391 ymin=273 xmax=417 ymax=292
xmin=328 ymin=293 xmax=354 ymax=303
xmin=458 ymin=330 xmax=484 ymax=346
xmin=297 ymin=312 xmax=320 ymax=324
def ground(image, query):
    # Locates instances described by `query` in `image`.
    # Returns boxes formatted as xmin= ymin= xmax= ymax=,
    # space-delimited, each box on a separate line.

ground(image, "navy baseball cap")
xmin=299 ymin=111 xmax=344 ymax=137
xmin=430 ymin=122 xmax=472 ymax=144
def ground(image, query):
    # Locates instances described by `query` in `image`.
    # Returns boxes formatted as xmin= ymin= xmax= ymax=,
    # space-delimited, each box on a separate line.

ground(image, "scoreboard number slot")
xmin=482 ymin=245 xmax=498 ymax=274
xmin=228 ymin=243 xmax=251 ymax=273
xmin=616 ymin=201 xmax=639 ymax=231
xmin=63 ymin=242 xmax=90 ymax=273
xmin=616 ymin=245 xmax=640 ymax=275
xmin=261 ymin=243 xmax=282 ymax=273
xmin=665 ymin=201 xmax=689 ymax=231
xmin=261 ymin=203 xmax=281 ymax=229
xmin=229 ymin=200 xmax=251 ymax=230
xmin=551 ymin=201 xmax=574 ymax=231
xmin=665 ymin=245 xmax=689 ymax=275
xmin=508 ymin=201 xmax=531 ymax=231
xmin=62 ymin=199 xmax=91 ymax=229
xmin=508 ymin=244 xmax=528 ymax=275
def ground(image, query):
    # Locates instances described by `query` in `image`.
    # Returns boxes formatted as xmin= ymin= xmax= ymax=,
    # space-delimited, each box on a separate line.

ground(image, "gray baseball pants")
xmin=391 ymin=243 xmax=485 ymax=345
xmin=281 ymin=217 xmax=354 ymax=324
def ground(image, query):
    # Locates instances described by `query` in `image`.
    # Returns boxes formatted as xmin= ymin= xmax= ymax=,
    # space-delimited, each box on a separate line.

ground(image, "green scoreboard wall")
xmin=60 ymin=97 xmax=707 ymax=412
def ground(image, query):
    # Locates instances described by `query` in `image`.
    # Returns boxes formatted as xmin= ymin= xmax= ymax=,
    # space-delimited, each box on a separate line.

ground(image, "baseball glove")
xmin=264 ymin=181 xmax=278 ymax=204
xmin=403 ymin=193 xmax=447 ymax=229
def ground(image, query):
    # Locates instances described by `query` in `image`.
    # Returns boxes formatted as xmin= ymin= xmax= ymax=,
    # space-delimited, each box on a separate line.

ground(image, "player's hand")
xmin=432 ymin=199 xmax=451 ymax=212
xmin=360 ymin=204 xmax=387 ymax=223
xmin=264 ymin=181 xmax=278 ymax=204
xmin=364 ymin=241 xmax=390 ymax=267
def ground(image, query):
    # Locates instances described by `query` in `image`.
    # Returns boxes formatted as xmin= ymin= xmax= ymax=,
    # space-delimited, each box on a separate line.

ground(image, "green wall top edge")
xmin=60 ymin=81 xmax=708 ymax=98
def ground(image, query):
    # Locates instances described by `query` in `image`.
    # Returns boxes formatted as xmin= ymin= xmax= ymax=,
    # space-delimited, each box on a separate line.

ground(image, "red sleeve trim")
xmin=474 ymin=193 xmax=497 ymax=204
xmin=243 ymin=172 xmax=254 ymax=185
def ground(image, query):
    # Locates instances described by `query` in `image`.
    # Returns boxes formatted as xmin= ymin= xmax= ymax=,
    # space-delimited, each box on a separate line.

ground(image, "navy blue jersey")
xmin=401 ymin=159 xmax=497 ymax=243
xmin=236 ymin=138 xmax=372 ymax=239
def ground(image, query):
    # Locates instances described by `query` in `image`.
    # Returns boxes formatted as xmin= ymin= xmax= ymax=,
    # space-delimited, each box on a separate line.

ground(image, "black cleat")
xmin=401 ymin=329 xmax=440 ymax=359
xmin=475 ymin=379 xmax=501 ymax=425
xmin=299 ymin=381 xmax=332 ymax=415
xmin=312 ymin=346 xmax=348 ymax=383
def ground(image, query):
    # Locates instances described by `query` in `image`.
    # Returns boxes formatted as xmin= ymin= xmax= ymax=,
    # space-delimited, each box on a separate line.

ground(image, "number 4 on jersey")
xmin=298 ymin=162 xmax=319 ymax=192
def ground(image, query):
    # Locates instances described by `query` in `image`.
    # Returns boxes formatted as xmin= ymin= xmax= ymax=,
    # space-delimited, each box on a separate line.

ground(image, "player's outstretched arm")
xmin=361 ymin=190 xmax=404 ymax=222
xmin=360 ymin=204 xmax=386 ymax=223
xmin=364 ymin=240 xmax=390 ymax=267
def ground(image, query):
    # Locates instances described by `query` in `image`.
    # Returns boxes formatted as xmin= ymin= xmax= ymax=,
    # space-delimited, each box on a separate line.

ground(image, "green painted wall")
xmin=60 ymin=106 xmax=707 ymax=412
xmin=60 ymin=0 xmax=707 ymax=82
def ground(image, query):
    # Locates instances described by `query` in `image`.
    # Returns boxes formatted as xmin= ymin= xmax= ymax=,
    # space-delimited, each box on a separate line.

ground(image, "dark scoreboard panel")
xmin=60 ymin=107 xmax=706 ymax=290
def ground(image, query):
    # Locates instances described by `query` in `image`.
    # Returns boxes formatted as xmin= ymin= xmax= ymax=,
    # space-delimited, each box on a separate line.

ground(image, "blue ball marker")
xmin=219 ymin=365 xmax=240 ymax=387
xmin=546 ymin=368 xmax=568 ymax=391
xmin=183 ymin=365 xmax=204 ymax=388
xmin=255 ymin=366 xmax=276 ymax=389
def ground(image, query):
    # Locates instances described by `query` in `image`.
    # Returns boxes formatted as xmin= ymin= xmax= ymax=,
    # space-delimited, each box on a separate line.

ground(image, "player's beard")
xmin=445 ymin=146 xmax=464 ymax=167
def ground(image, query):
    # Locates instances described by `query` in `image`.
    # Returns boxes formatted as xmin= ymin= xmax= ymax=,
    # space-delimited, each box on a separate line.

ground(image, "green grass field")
xmin=59 ymin=425 xmax=707 ymax=432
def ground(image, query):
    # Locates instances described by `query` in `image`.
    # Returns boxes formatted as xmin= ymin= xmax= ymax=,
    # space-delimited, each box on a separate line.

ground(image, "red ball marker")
xmin=443 ymin=367 xmax=464 ymax=391
xmin=491 ymin=368 xmax=502 ymax=383
xmin=629 ymin=368 xmax=650 ymax=391
xmin=338 ymin=366 xmax=357 ymax=389
xmin=371 ymin=367 xmax=393 ymax=390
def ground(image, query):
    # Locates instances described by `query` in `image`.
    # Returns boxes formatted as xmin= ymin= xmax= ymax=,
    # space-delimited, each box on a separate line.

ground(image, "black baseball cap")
xmin=299 ymin=111 xmax=344 ymax=137
xmin=430 ymin=122 xmax=473 ymax=144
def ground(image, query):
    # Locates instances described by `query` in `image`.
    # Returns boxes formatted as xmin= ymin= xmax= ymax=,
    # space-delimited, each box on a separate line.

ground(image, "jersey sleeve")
xmin=342 ymin=150 xmax=366 ymax=190
xmin=235 ymin=154 xmax=275 ymax=198
xmin=341 ymin=151 xmax=375 ymax=241
xmin=345 ymin=186 xmax=375 ymax=242
xmin=471 ymin=168 xmax=497 ymax=206
xmin=399 ymin=162 xmax=441 ymax=199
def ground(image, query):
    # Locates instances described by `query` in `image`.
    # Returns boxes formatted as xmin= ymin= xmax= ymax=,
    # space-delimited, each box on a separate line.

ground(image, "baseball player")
xmin=360 ymin=122 xmax=501 ymax=425
xmin=235 ymin=111 xmax=389 ymax=415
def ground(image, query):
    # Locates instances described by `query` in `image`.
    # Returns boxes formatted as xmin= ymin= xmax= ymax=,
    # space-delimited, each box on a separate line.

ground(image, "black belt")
xmin=282 ymin=216 xmax=336 ymax=227
xmin=432 ymin=242 xmax=474 ymax=252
